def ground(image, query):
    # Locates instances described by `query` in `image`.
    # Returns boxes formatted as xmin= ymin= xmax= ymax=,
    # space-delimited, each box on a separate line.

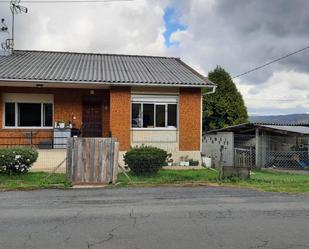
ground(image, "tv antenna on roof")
xmin=1 ymin=0 xmax=27 ymax=53
xmin=9 ymin=0 xmax=28 ymax=50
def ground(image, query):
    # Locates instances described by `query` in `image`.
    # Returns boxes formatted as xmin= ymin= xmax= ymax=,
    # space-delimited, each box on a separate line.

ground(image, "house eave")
xmin=0 ymin=79 xmax=215 ymax=89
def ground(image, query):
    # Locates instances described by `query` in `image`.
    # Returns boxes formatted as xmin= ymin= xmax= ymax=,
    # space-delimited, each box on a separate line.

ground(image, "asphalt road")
xmin=0 ymin=187 xmax=309 ymax=249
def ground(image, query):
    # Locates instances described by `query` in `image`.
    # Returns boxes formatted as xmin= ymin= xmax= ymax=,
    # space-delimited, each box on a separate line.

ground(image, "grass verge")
xmin=0 ymin=169 xmax=308 ymax=193
xmin=117 ymin=168 xmax=309 ymax=193
xmin=0 ymin=172 xmax=71 ymax=191
xmin=232 ymin=170 xmax=309 ymax=193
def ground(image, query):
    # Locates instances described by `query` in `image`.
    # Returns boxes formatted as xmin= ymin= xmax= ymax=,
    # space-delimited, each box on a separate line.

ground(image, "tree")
xmin=203 ymin=66 xmax=248 ymax=132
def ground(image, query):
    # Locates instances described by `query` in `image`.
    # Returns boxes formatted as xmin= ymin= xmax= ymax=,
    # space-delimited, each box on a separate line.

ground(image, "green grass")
xmin=236 ymin=170 xmax=309 ymax=193
xmin=117 ymin=168 xmax=309 ymax=193
xmin=1 ymin=169 xmax=308 ymax=193
xmin=0 ymin=172 xmax=71 ymax=191
xmin=117 ymin=168 xmax=219 ymax=186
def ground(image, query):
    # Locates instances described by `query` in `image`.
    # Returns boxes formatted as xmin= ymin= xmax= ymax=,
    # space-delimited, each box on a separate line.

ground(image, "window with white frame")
xmin=131 ymin=95 xmax=178 ymax=129
xmin=3 ymin=93 xmax=53 ymax=128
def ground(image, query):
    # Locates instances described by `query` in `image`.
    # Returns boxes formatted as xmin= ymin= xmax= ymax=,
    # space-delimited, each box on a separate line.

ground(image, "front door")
xmin=82 ymin=96 xmax=102 ymax=137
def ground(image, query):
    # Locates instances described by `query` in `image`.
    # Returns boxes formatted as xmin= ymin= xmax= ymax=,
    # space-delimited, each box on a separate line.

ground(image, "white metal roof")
xmin=260 ymin=125 xmax=309 ymax=135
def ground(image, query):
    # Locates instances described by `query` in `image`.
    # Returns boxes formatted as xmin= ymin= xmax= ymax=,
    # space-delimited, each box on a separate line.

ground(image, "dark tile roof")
xmin=0 ymin=50 xmax=214 ymax=87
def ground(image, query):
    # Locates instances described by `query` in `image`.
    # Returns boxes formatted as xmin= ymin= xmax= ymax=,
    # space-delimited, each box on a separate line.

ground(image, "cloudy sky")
xmin=0 ymin=0 xmax=308 ymax=116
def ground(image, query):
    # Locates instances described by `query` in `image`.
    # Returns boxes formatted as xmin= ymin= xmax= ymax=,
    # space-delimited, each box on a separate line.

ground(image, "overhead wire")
xmin=232 ymin=45 xmax=309 ymax=79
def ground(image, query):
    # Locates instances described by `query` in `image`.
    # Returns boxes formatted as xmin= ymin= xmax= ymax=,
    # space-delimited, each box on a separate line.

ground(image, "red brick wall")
xmin=0 ymin=88 xmax=2 ymax=128
xmin=0 ymin=129 xmax=53 ymax=147
xmin=110 ymin=86 xmax=131 ymax=151
xmin=179 ymin=88 xmax=201 ymax=151
xmin=53 ymin=89 xmax=83 ymax=128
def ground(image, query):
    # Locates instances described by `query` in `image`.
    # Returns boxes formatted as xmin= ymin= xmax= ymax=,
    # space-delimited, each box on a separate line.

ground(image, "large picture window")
xmin=131 ymin=95 xmax=178 ymax=129
xmin=4 ymin=102 xmax=53 ymax=128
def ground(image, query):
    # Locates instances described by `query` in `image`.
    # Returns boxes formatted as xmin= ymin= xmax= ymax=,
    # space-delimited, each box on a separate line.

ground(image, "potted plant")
xmin=179 ymin=155 xmax=189 ymax=166
xmin=58 ymin=120 xmax=66 ymax=129
xmin=167 ymin=153 xmax=173 ymax=166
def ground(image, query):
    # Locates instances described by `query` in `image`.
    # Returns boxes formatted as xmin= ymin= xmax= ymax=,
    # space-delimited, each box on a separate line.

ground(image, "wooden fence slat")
xmin=77 ymin=137 xmax=83 ymax=182
xmin=72 ymin=138 xmax=79 ymax=182
xmin=81 ymin=138 xmax=87 ymax=183
xmin=93 ymin=139 xmax=98 ymax=183
xmin=98 ymin=139 xmax=104 ymax=182
xmin=85 ymin=139 xmax=90 ymax=182
xmin=106 ymin=138 xmax=112 ymax=183
xmin=66 ymin=138 xmax=119 ymax=185
xmin=89 ymin=138 xmax=95 ymax=182
xmin=102 ymin=139 xmax=107 ymax=183
xmin=66 ymin=138 xmax=73 ymax=180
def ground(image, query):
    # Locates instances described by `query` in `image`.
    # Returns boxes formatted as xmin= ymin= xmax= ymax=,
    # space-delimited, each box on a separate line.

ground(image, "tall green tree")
xmin=203 ymin=66 xmax=248 ymax=132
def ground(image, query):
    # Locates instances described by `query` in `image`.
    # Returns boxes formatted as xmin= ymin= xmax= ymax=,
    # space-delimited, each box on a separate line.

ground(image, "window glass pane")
xmin=18 ymin=103 xmax=41 ymax=127
xmin=156 ymin=105 xmax=166 ymax=127
xmin=168 ymin=104 xmax=177 ymax=127
xmin=43 ymin=103 xmax=53 ymax=127
xmin=5 ymin=103 xmax=15 ymax=127
xmin=132 ymin=103 xmax=142 ymax=128
xmin=143 ymin=104 xmax=154 ymax=128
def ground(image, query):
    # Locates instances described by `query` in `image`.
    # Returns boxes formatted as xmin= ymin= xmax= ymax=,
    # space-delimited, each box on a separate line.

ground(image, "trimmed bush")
xmin=124 ymin=145 xmax=168 ymax=175
xmin=0 ymin=147 xmax=38 ymax=175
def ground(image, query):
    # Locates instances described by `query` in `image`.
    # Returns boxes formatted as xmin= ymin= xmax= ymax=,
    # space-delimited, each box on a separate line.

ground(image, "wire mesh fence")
xmin=233 ymin=133 xmax=309 ymax=170
xmin=264 ymin=150 xmax=309 ymax=170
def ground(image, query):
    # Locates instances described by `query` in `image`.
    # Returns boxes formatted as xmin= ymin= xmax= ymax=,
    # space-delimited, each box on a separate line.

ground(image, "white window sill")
xmin=131 ymin=127 xmax=178 ymax=131
xmin=3 ymin=127 xmax=54 ymax=130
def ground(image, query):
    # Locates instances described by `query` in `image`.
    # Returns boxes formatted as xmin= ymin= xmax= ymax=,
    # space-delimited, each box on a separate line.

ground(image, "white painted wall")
xmin=202 ymin=132 xmax=234 ymax=167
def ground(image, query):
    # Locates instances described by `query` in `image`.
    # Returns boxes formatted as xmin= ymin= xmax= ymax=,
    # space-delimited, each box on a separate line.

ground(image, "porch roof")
xmin=0 ymin=50 xmax=214 ymax=88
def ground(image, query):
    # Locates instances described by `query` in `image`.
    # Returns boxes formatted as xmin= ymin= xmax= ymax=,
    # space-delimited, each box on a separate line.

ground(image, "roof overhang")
xmin=0 ymin=79 xmax=215 ymax=89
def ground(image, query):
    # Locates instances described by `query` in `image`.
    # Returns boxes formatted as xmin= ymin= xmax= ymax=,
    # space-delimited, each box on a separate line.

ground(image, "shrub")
xmin=0 ymin=147 xmax=38 ymax=175
xmin=123 ymin=145 xmax=168 ymax=175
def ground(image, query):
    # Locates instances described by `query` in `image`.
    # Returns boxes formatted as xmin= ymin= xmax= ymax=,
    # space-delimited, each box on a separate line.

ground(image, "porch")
xmin=0 ymin=86 xmax=112 ymax=172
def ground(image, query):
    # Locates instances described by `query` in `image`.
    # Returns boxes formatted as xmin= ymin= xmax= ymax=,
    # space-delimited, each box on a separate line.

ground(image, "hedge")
xmin=0 ymin=147 xmax=38 ymax=174
xmin=123 ymin=145 xmax=168 ymax=175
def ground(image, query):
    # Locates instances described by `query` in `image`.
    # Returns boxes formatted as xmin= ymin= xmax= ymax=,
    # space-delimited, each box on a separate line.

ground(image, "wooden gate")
xmin=66 ymin=137 xmax=119 ymax=184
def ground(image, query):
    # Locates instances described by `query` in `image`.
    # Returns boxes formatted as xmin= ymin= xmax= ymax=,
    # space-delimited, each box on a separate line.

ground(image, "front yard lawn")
xmin=0 ymin=172 xmax=71 ymax=191
xmin=0 ymin=168 xmax=308 ymax=193
xmin=117 ymin=168 xmax=309 ymax=193
xmin=235 ymin=170 xmax=309 ymax=193
xmin=117 ymin=168 xmax=219 ymax=186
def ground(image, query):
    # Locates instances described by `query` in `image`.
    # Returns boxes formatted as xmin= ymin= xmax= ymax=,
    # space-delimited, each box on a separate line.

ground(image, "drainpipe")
xmin=202 ymin=85 xmax=217 ymax=96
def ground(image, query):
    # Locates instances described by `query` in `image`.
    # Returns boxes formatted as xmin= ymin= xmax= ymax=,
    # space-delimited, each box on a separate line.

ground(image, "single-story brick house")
xmin=0 ymin=50 xmax=215 ymax=165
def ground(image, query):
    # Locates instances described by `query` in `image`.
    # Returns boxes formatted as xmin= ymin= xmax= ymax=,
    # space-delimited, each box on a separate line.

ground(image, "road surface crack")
xmin=86 ymin=226 xmax=119 ymax=249
xmin=49 ymin=209 xmax=84 ymax=232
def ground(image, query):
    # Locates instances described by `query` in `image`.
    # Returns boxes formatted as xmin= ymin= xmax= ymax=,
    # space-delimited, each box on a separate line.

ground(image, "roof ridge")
xmin=13 ymin=49 xmax=180 ymax=60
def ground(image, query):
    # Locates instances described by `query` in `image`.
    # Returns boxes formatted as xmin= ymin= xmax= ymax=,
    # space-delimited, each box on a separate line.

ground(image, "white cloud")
xmin=237 ymin=70 xmax=309 ymax=114
xmin=2 ymin=0 xmax=169 ymax=55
